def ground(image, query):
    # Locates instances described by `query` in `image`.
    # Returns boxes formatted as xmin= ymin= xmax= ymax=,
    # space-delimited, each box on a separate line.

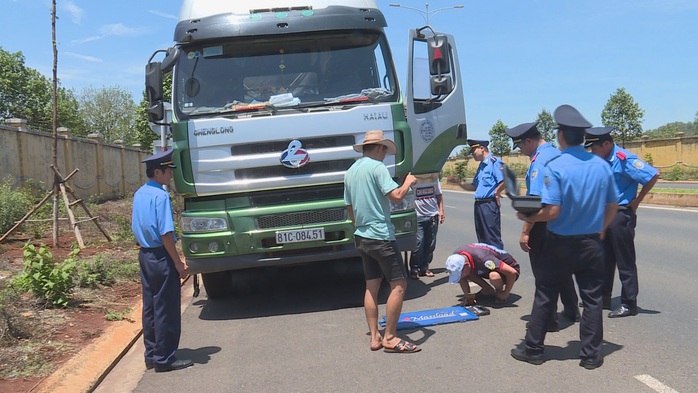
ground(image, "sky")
xmin=2 ymin=0 xmax=697 ymax=146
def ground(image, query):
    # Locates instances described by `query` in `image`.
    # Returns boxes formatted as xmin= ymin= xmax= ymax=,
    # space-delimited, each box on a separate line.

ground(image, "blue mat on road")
xmin=379 ymin=306 xmax=479 ymax=330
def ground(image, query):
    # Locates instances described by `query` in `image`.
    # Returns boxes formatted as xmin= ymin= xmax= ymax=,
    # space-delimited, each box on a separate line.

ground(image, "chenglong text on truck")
xmin=145 ymin=0 xmax=467 ymax=298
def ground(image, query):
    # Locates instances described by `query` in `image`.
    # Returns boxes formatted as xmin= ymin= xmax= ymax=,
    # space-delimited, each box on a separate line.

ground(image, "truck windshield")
xmin=173 ymin=31 xmax=398 ymax=118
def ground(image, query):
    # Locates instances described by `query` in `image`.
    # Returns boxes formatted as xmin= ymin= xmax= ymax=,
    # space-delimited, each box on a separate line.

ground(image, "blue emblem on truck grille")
xmin=280 ymin=140 xmax=310 ymax=169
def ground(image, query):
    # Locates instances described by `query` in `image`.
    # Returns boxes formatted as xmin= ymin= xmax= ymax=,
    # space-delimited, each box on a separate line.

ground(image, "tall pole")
xmin=51 ymin=0 xmax=59 ymax=247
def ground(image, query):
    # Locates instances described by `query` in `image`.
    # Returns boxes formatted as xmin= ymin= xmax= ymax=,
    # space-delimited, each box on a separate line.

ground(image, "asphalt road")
xmin=101 ymin=190 xmax=698 ymax=393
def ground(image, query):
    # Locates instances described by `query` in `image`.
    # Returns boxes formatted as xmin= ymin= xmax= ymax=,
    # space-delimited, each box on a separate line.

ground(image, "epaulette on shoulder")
xmin=544 ymin=155 xmax=561 ymax=167
xmin=490 ymin=156 xmax=497 ymax=163
xmin=616 ymin=151 xmax=627 ymax=160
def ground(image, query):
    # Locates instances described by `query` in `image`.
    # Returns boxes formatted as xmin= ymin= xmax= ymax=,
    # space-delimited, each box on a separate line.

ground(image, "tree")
xmin=134 ymin=73 xmax=173 ymax=151
xmin=488 ymin=119 xmax=510 ymax=157
xmin=536 ymin=108 xmax=557 ymax=147
xmin=0 ymin=46 xmax=84 ymax=132
xmin=78 ymin=86 xmax=137 ymax=144
xmin=644 ymin=121 xmax=696 ymax=139
xmin=601 ymin=87 xmax=645 ymax=147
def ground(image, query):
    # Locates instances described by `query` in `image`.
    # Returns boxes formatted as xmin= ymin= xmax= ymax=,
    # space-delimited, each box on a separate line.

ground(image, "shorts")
xmin=354 ymin=236 xmax=406 ymax=282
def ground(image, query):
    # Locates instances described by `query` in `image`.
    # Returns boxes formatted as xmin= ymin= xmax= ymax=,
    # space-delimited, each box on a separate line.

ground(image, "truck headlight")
xmin=390 ymin=192 xmax=415 ymax=213
xmin=181 ymin=217 xmax=228 ymax=232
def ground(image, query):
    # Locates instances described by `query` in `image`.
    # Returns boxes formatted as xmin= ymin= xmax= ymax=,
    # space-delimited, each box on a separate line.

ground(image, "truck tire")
xmin=201 ymin=271 xmax=233 ymax=299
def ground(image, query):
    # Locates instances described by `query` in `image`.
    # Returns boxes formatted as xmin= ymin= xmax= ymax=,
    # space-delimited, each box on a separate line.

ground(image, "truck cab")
xmin=145 ymin=0 xmax=466 ymax=297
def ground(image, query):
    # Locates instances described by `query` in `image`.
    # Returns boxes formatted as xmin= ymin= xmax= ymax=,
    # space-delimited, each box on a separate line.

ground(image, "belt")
xmin=140 ymin=246 xmax=164 ymax=251
xmin=617 ymin=205 xmax=628 ymax=211
xmin=475 ymin=198 xmax=495 ymax=203
xmin=547 ymin=231 xmax=600 ymax=240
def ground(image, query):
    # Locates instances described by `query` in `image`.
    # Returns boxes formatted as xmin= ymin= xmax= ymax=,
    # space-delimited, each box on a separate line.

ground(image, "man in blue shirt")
xmin=585 ymin=127 xmax=659 ymax=317
xmin=510 ymin=105 xmax=617 ymax=370
xmin=131 ymin=149 xmax=192 ymax=372
xmin=462 ymin=139 xmax=505 ymax=249
xmin=505 ymin=122 xmax=579 ymax=331
xmin=344 ymin=130 xmax=419 ymax=353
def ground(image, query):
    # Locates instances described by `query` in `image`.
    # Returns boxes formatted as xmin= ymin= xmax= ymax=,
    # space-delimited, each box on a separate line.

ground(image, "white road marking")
xmin=634 ymin=375 xmax=679 ymax=393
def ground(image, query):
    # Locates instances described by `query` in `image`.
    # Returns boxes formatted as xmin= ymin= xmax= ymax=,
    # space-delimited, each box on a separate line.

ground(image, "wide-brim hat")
xmin=353 ymin=130 xmax=397 ymax=155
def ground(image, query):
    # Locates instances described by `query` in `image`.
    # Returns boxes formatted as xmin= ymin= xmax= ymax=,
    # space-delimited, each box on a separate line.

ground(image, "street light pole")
xmin=389 ymin=2 xmax=464 ymax=26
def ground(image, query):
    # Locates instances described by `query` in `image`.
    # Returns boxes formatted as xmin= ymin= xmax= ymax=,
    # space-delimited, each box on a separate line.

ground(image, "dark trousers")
xmin=139 ymin=247 xmax=182 ymax=367
xmin=474 ymin=200 xmax=503 ymax=249
xmin=410 ymin=215 xmax=439 ymax=273
xmin=525 ymin=232 xmax=604 ymax=359
xmin=528 ymin=222 xmax=578 ymax=324
xmin=603 ymin=209 xmax=638 ymax=308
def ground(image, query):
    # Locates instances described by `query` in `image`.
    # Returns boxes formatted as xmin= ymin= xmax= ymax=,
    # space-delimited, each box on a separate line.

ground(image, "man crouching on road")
xmin=445 ymin=243 xmax=521 ymax=305
xmin=344 ymin=130 xmax=420 ymax=353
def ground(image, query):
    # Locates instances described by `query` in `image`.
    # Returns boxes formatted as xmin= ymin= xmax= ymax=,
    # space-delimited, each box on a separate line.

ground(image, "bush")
xmin=0 ymin=176 xmax=35 ymax=235
xmin=643 ymin=153 xmax=654 ymax=166
xmin=12 ymin=243 xmax=77 ymax=308
xmin=507 ymin=162 xmax=528 ymax=177
xmin=77 ymin=255 xmax=116 ymax=288
xmin=664 ymin=164 xmax=686 ymax=181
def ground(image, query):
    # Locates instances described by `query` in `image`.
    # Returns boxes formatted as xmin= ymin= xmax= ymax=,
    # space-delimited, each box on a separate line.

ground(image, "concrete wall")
xmin=0 ymin=119 xmax=150 ymax=201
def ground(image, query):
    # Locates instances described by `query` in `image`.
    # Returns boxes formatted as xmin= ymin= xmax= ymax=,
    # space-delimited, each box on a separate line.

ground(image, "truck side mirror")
xmin=427 ymin=35 xmax=451 ymax=75
xmin=146 ymin=61 xmax=164 ymax=103
xmin=430 ymin=75 xmax=453 ymax=96
xmin=148 ymin=102 xmax=164 ymax=123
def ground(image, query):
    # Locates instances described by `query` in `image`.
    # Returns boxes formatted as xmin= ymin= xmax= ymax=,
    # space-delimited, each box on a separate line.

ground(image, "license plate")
xmin=275 ymin=228 xmax=325 ymax=244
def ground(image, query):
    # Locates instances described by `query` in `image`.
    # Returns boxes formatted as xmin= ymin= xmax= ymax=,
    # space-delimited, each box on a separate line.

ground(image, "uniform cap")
xmin=505 ymin=122 xmax=540 ymax=149
xmin=553 ymin=104 xmax=592 ymax=131
xmin=445 ymin=254 xmax=465 ymax=284
xmin=143 ymin=148 xmax=176 ymax=170
xmin=467 ymin=139 xmax=489 ymax=153
xmin=353 ymin=130 xmax=397 ymax=155
xmin=584 ymin=126 xmax=614 ymax=148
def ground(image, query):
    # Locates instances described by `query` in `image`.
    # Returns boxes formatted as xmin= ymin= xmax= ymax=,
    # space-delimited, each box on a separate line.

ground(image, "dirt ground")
xmin=0 ymin=199 xmax=142 ymax=393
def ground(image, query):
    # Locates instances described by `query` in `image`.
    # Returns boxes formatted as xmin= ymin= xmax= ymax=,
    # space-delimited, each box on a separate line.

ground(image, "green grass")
xmin=651 ymin=188 xmax=698 ymax=194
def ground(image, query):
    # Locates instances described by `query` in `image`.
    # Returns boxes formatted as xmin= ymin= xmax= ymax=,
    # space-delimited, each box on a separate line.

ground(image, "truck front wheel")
xmin=201 ymin=270 xmax=233 ymax=299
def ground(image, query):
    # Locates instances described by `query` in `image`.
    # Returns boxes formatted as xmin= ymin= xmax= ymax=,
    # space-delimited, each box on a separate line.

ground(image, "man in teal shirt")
xmin=344 ymin=130 xmax=418 ymax=353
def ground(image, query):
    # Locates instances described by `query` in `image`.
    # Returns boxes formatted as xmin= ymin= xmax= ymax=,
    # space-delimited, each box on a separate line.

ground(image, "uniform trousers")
xmin=602 ymin=208 xmax=638 ymax=308
xmin=525 ymin=232 xmax=604 ymax=359
xmin=473 ymin=199 xmax=503 ymax=249
xmin=411 ymin=214 xmax=439 ymax=273
xmin=528 ymin=222 xmax=578 ymax=324
xmin=139 ymin=247 xmax=182 ymax=368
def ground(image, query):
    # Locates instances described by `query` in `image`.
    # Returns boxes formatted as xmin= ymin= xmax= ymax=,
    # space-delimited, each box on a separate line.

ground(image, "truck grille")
xmin=235 ymin=159 xmax=355 ymax=180
xmin=256 ymin=208 xmax=347 ymax=229
xmin=249 ymin=184 xmax=344 ymax=206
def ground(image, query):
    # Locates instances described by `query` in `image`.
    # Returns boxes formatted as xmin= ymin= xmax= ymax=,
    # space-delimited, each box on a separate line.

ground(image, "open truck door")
xmin=405 ymin=29 xmax=467 ymax=176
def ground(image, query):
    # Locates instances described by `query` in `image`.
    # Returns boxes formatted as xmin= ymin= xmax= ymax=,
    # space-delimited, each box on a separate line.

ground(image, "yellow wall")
xmin=446 ymin=134 xmax=698 ymax=174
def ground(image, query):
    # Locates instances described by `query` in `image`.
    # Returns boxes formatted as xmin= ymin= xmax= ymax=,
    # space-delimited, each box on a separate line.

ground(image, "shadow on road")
xmin=195 ymin=258 xmax=435 ymax=320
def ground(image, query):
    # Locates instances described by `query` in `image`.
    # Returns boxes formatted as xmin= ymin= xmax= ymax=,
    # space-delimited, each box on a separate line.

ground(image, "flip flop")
xmin=383 ymin=339 xmax=421 ymax=353
xmin=420 ymin=270 xmax=435 ymax=277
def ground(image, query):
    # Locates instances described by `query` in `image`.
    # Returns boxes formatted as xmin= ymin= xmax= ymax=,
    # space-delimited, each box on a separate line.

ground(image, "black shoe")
xmin=602 ymin=296 xmax=612 ymax=310
xmin=579 ymin=356 xmax=604 ymax=370
xmin=608 ymin=305 xmax=638 ymax=318
xmin=145 ymin=362 xmax=154 ymax=370
xmin=511 ymin=348 xmax=544 ymax=365
xmin=562 ymin=309 xmax=581 ymax=322
xmin=154 ymin=359 xmax=193 ymax=372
